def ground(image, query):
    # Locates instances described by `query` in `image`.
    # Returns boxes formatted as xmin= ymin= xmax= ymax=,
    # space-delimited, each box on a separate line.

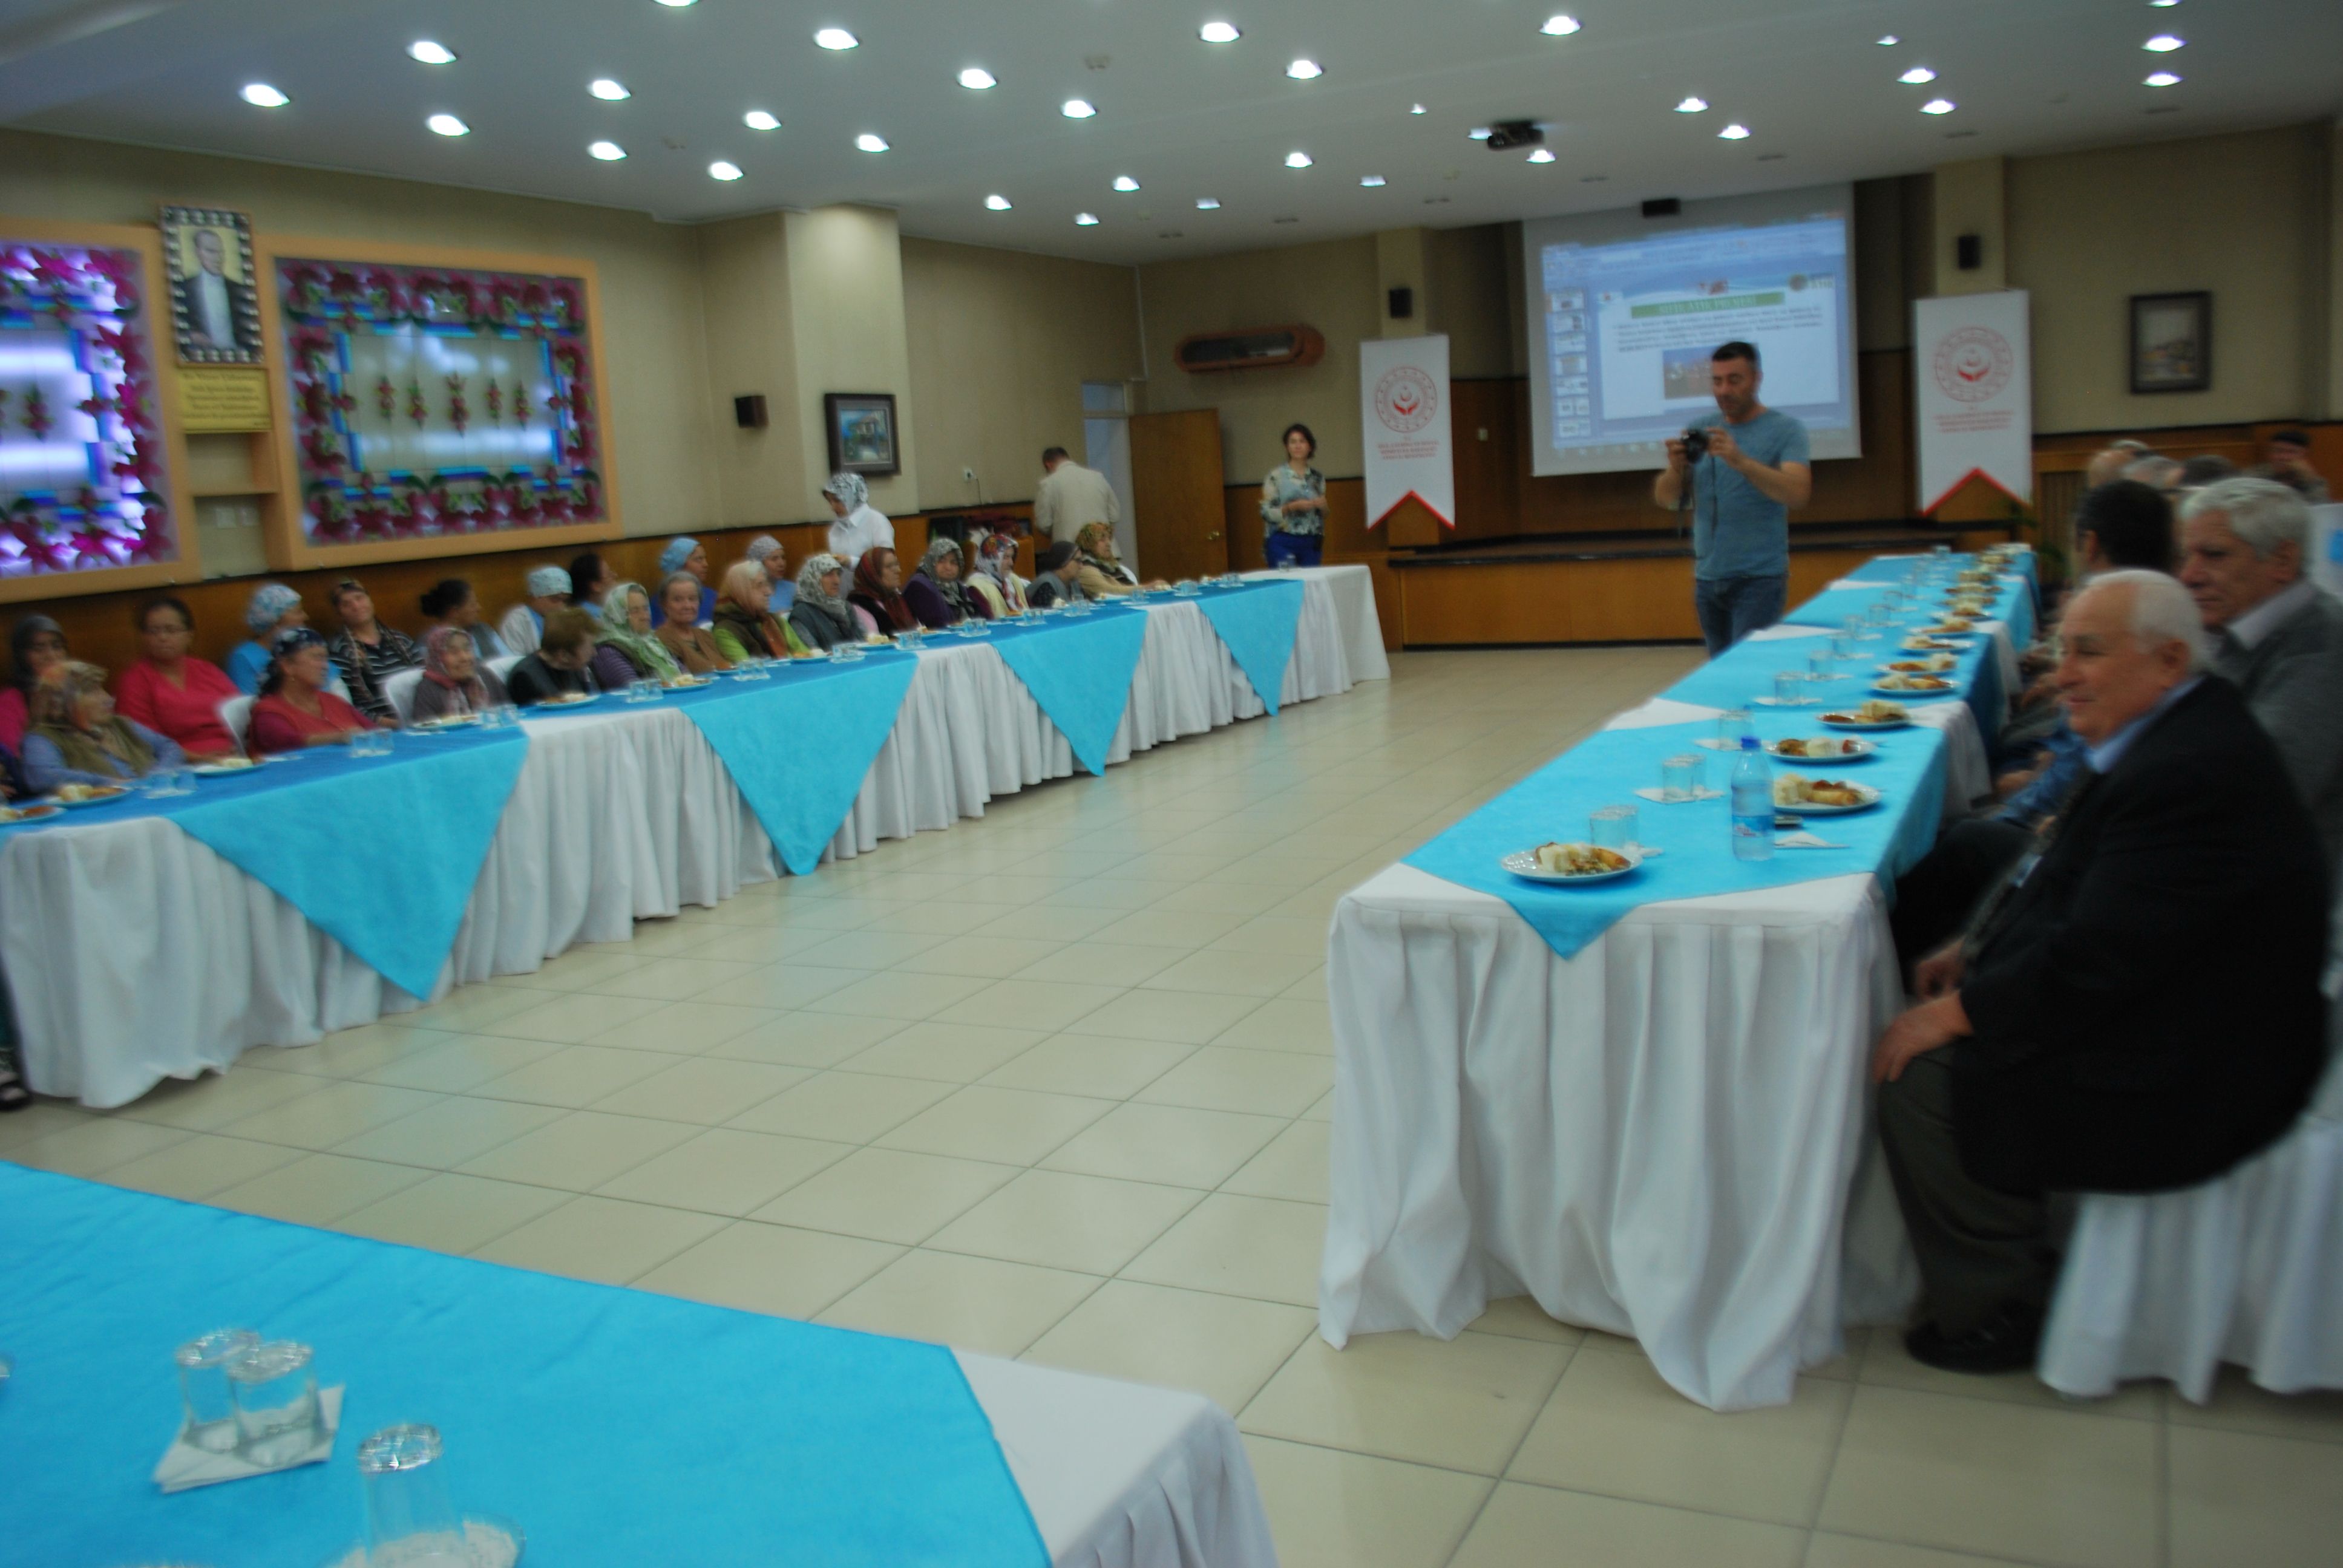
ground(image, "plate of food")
xmin=536 ymin=691 xmax=601 ymax=708
xmin=1880 ymin=655 xmax=1956 ymax=674
xmin=409 ymin=713 xmax=482 ymax=731
xmin=191 ymin=757 xmax=261 ymax=775
xmin=1873 ymin=673 xmax=1956 ymax=695
xmin=0 ymin=803 xmax=61 ymax=825
xmin=1768 ymin=736 xmax=1878 ymax=762
xmin=1918 ymin=626 xmax=1979 ymax=642
xmin=1501 ymin=841 xmax=1645 ymax=884
xmin=1901 ymin=635 xmax=1960 ymax=652
xmin=54 ymin=783 xmax=129 ymax=807
xmin=1821 ymin=699 xmax=1913 ymax=730
xmin=661 ymin=675 xmax=714 ymax=690
xmin=1772 ymin=774 xmax=1881 ymax=814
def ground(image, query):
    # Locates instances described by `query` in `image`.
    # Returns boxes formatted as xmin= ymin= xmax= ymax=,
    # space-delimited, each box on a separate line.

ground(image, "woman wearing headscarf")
xmin=823 ymin=472 xmax=894 ymax=567
xmin=499 ymin=564 xmax=572 ymax=657
xmin=503 ymin=609 xmax=603 ymax=706
xmin=20 ymin=661 xmax=186 ymax=792
xmin=1025 ymin=540 xmax=1086 ymax=610
xmin=1073 ymin=521 xmax=1166 ymax=599
xmin=419 ymin=578 xmax=506 ymax=660
xmin=409 ymin=627 xmax=511 ymax=722
xmin=656 ymin=572 xmax=735 ymax=673
xmin=324 ymin=578 xmax=422 ymax=724
xmin=904 ymin=538 xmax=991 ymax=627
xmin=712 ymin=560 xmax=810 ymax=661
xmin=650 ymin=537 xmax=718 ymax=626
xmin=226 ymin=584 xmax=304 ymax=694
xmin=745 ymin=535 xmax=797 ymax=611
xmin=249 ymin=629 xmax=375 ymax=753
xmin=2 ymin=615 xmax=71 ymax=753
xmin=590 ymin=581 xmax=684 ymax=688
xmin=787 ymin=554 xmax=859 ymax=653
xmin=568 ymin=551 xmax=617 ymax=621
xmin=114 ymin=596 xmax=241 ymax=760
xmin=966 ymin=532 xmax=1029 ymax=618
xmin=851 ymin=547 xmax=917 ymax=636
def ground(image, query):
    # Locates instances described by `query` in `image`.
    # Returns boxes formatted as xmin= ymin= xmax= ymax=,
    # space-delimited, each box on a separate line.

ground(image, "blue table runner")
xmin=0 ymin=1166 xmax=1049 ymax=1568
xmin=1190 ymin=579 xmax=1306 ymax=714
xmin=985 ymin=609 xmax=1152 ymax=776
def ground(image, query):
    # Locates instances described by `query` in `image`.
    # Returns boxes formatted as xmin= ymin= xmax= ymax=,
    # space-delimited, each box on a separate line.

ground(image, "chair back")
xmin=384 ymin=668 xmax=425 ymax=724
xmin=487 ymin=654 xmax=521 ymax=679
xmin=217 ymin=696 xmax=255 ymax=756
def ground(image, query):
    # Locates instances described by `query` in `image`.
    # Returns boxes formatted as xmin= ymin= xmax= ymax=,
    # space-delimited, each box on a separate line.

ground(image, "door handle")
xmin=1205 ymin=531 xmax=1222 ymax=540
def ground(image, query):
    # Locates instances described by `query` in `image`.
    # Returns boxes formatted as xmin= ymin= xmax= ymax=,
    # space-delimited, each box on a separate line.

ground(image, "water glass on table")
xmin=1715 ymin=708 xmax=1755 ymax=751
xmin=142 ymin=765 xmax=190 ymax=800
xmin=175 ymin=1327 xmax=260 ymax=1453
xmin=359 ymin=1423 xmax=468 ymax=1566
xmin=228 ymin=1339 xmax=321 ymax=1468
xmin=1660 ymin=752 xmax=1706 ymax=802
xmin=628 ymin=678 xmax=664 ymax=704
xmin=1590 ymin=803 xmax=1640 ymax=850
xmin=1774 ymin=670 xmax=1808 ymax=706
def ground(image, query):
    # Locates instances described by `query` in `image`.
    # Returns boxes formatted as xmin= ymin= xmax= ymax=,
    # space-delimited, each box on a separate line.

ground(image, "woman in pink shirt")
xmin=112 ymin=597 xmax=241 ymax=760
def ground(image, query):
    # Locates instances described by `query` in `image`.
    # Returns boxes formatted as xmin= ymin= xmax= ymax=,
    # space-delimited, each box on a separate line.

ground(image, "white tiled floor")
xmin=11 ymin=644 xmax=2343 ymax=1566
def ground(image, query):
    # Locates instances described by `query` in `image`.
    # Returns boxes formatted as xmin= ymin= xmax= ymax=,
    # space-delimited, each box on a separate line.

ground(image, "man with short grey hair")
xmin=2180 ymin=477 xmax=2343 ymax=861
xmin=2122 ymin=454 xmax=2184 ymax=494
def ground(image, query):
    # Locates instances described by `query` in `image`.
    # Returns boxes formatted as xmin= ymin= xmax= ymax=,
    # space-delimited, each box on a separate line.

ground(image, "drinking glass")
xmin=176 ymin=1327 xmax=260 ymax=1453
xmin=358 ymin=1424 xmax=468 ymax=1568
xmin=1715 ymin=708 xmax=1755 ymax=750
xmin=1828 ymin=632 xmax=1855 ymax=661
xmin=229 ymin=1340 xmax=320 ymax=1468
xmin=628 ymin=678 xmax=661 ymax=704
xmin=349 ymin=729 xmax=379 ymax=759
xmin=1590 ymin=803 xmax=1639 ymax=849
xmin=1660 ymin=753 xmax=1705 ymax=802
xmin=142 ymin=765 xmax=188 ymax=800
xmin=1807 ymin=647 xmax=1837 ymax=679
xmin=1774 ymin=670 xmax=1807 ymax=706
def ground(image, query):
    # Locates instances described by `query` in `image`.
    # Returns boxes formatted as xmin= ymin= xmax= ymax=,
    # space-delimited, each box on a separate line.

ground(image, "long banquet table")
xmin=1320 ymin=552 xmax=2036 ymax=1411
xmin=3 ymin=567 xmax=1378 ymax=1109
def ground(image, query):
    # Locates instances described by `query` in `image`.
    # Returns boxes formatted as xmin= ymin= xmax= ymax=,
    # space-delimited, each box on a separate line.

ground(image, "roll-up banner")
xmin=1360 ymin=333 xmax=1455 ymax=529
xmin=1913 ymin=290 xmax=2033 ymax=514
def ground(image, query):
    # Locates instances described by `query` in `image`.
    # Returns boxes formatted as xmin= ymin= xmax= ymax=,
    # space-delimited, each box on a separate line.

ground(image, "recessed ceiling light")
xmin=814 ymin=27 xmax=858 ymax=50
xmin=2145 ymin=71 xmax=2183 ymax=87
xmin=2149 ymin=1 xmax=2180 ymax=7
xmin=1285 ymin=151 xmax=1312 ymax=168
xmin=1112 ymin=175 xmax=1139 ymax=192
xmin=1410 ymin=103 xmax=1427 ymax=114
xmin=589 ymin=140 xmax=626 ymax=160
xmin=407 ymin=41 xmax=456 ymax=65
xmin=1075 ymin=212 xmax=1100 ymax=226
xmin=709 ymin=160 xmax=742 ymax=180
xmin=2144 ymin=34 xmax=2184 ymax=51
xmin=654 ymin=0 xmax=695 ymax=7
xmin=1199 ymin=21 xmax=1241 ymax=44
xmin=854 ymin=132 xmax=888 ymax=152
xmin=1467 ymin=126 xmax=1491 ymax=140
xmin=240 ymin=82 xmax=289 ymax=108
xmin=1527 ymin=148 xmax=1555 ymax=163
xmin=1541 ymin=15 xmax=1581 ymax=36
xmin=1675 ymin=96 xmax=1708 ymax=113
xmin=1360 ymin=175 xmax=1386 ymax=187
xmin=1196 ymin=197 xmax=1221 ymax=210
xmin=744 ymin=109 xmax=780 ymax=130
xmin=1718 ymin=123 xmax=1751 ymax=139
xmin=1876 ymin=34 xmax=1899 ymax=45
xmin=1287 ymin=59 xmax=1322 ymax=80
xmin=1899 ymin=67 xmax=1936 ymax=83
xmin=590 ymin=77 xmax=629 ymax=100
xmin=427 ymin=113 xmax=469 ymax=136
xmin=1061 ymin=98 xmax=1096 ymax=119
xmin=1921 ymin=98 xmax=1956 ymax=114
xmin=958 ymin=67 xmax=996 ymax=90
xmin=984 ymin=194 xmax=1012 ymax=211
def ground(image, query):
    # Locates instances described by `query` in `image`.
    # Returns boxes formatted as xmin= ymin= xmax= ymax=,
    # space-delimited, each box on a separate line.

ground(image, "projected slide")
xmin=1524 ymin=185 xmax=1860 ymax=477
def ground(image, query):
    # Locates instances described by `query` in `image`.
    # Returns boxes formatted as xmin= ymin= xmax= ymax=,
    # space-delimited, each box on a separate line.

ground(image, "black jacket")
xmin=1956 ymin=677 xmax=2328 ymax=1195
xmin=503 ymin=652 xmax=598 ymax=707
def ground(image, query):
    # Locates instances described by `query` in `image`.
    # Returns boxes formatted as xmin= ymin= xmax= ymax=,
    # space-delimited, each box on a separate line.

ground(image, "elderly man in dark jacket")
xmin=1872 ymin=570 xmax=2330 ymax=1373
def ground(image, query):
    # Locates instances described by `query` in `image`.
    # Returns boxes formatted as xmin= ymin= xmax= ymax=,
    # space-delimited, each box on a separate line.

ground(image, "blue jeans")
xmin=1264 ymin=532 xmax=1322 ymax=569
xmin=1694 ymin=572 xmax=1788 ymax=656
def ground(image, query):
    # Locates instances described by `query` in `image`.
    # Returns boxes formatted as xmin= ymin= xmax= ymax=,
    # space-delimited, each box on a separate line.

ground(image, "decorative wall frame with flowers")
xmin=258 ymin=235 xmax=620 ymax=569
xmin=0 ymin=217 xmax=198 ymax=604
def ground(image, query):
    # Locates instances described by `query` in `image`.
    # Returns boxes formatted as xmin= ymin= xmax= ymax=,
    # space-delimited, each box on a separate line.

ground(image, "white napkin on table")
xmin=1775 ymin=831 xmax=1847 ymax=849
xmin=1633 ymin=786 xmax=1724 ymax=803
xmin=153 ymin=1385 xmax=343 ymax=1493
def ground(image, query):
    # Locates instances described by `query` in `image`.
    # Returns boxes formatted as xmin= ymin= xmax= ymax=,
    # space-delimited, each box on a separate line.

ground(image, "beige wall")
xmin=900 ymin=237 xmax=1143 ymax=507
xmin=782 ymin=205 xmax=920 ymax=518
xmin=0 ymin=129 xmax=719 ymax=541
xmin=1426 ymin=224 xmax=1515 ymax=378
xmin=1138 ymin=234 xmax=1381 ymax=482
xmin=2008 ymin=123 xmax=2333 ymax=431
xmin=695 ymin=213 xmax=804 ymax=528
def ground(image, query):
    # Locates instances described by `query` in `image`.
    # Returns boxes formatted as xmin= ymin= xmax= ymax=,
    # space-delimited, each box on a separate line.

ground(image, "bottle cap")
xmin=1740 ymin=734 xmax=1760 ymax=750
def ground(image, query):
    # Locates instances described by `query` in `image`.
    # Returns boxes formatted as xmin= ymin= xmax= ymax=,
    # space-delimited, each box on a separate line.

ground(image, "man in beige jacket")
xmin=1032 ymin=447 xmax=1120 ymax=544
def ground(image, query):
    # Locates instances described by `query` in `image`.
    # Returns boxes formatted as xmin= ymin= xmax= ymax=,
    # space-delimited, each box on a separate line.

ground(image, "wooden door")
xmin=1130 ymin=409 xmax=1229 ymax=582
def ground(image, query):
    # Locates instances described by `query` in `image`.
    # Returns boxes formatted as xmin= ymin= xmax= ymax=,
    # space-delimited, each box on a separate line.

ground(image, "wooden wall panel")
xmin=1397 ymin=546 xmax=1891 ymax=648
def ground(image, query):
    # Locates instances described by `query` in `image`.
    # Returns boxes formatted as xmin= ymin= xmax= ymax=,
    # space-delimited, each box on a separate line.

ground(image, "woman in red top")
xmin=249 ymin=627 xmax=375 ymax=754
xmin=112 ymin=596 xmax=242 ymax=760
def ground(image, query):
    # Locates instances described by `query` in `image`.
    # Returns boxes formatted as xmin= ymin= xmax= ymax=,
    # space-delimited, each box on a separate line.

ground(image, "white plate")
xmin=1820 ymin=713 xmax=1913 ymax=731
xmin=1918 ymin=627 xmax=1979 ymax=641
xmin=54 ymin=786 xmax=131 ymax=808
xmin=190 ymin=759 xmax=261 ymax=775
xmin=1773 ymin=783 xmax=1881 ymax=815
xmin=0 ymin=804 xmax=61 ymax=825
xmin=1766 ymin=738 xmax=1878 ymax=762
xmin=1870 ymin=681 xmax=1958 ymax=699
xmin=534 ymin=692 xmax=603 ymax=708
xmin=410 ymin=715 xmax=482 ymax=732
xmin=1500 ymin=844 xmax=1645 ymax=884
xmin=661 ymin=677 xmax=715 ymax=690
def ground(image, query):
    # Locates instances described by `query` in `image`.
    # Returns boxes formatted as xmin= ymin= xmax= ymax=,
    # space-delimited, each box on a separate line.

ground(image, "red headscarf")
xmin=853 ymin=548 xmax=917 ymax=632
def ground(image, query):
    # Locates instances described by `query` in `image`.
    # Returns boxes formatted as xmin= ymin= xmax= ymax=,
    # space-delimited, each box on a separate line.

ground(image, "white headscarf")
xmin=823 ymin=472 xmax=869 ymax=509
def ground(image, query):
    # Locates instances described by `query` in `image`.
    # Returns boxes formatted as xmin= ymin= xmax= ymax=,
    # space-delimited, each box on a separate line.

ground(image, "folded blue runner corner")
xmin=986 ymin=609 xmax=1151 ymax=776
xmin=0 ymin=1166 xmax=1049 ymax=1568
xmin=1190 ymin=579 xmax=1305 ymax=714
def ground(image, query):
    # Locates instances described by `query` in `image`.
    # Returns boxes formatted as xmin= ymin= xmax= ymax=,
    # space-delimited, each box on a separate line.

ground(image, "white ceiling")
xmin=4 ymin=0 xmax=2338 ymax=266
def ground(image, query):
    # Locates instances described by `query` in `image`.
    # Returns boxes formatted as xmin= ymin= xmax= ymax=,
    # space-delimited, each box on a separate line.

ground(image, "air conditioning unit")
xmin=1173 ymin=324 xmax=1326 ymax=374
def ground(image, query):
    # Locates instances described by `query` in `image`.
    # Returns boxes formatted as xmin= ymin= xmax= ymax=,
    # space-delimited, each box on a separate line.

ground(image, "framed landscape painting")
xmin=2130 ymin=291 xmax=2210 ymax=394
xmin=824 ymin=391 xmax=899 ymax=479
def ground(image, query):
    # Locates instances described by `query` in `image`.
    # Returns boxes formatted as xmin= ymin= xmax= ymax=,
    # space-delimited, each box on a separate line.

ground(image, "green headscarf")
xmin=594 ymin=581 xmax=683 ymax=681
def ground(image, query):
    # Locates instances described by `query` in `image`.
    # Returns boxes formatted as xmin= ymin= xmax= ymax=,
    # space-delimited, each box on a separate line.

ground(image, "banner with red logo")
xmin=1360 ymin=333 xmax=1454 ymax=528
xmin=1914 ymin=290 xmax=2032 ymax=515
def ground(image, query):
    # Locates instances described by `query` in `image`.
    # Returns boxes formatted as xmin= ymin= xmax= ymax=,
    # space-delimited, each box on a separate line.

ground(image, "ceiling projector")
xmin=1484 ymin=120 xmax=1545 ymax=151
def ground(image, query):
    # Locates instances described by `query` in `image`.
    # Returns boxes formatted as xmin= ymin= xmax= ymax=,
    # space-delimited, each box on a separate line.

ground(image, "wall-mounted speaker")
xmin=733 ymin=394 xmax=768 ymax=429
xmin=1387 ymin=286 xmax=1414 ymax=320
xmin=1641 ymin=198 xmax=1681 ymax=219
xmin=1955 ymin=234 xmax=1982 ymax=271
xmin=1172 ymin=324 xmax=1326 ymax=374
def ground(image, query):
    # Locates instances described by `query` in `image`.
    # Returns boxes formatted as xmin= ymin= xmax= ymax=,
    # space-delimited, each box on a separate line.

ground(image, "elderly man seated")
xmin=1871 ymin=570 xmax=2329 ymax=1374
xmin=2180 ymin=477 xmax=2343 ymax=863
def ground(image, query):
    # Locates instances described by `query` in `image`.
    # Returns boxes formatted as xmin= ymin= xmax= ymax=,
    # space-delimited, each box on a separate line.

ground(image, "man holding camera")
xmin=1651 ymin=341 xmax=1814 ymax=655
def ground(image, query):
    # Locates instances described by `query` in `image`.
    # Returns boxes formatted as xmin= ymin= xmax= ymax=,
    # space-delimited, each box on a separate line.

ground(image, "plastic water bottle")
xmin=1731 ymin=734 xmax=1774 ymax=862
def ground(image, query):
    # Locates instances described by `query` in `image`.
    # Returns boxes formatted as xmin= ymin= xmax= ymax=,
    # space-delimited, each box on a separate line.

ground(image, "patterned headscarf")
xmin=853 ymin=547 xmax=916 ymax=632
xmin=793 ymin=553 xmax=856 ymax=638
xmin=658 ymin=537 xmax=701 ymax=576
xmin=1075 ymin=522 xmax=1136 ymax=585
xmin=594 ymin=581 xmax=683 ymax=680
xmin=243 ymin=584 xmax=300 ymax=636
xmin=975 ymin=532 xmax=1027 ymax=613
xmin=422 ymin=625 xmax=488 ymax=705
xmin=262 ymin=626 xmax=328 ymax=695
xmin=917 ymin=538 xmax=980 ymax=621
xmin=823 ymin=472 xmax=869 ymax=509
xmin=525 ymin=564 xmax=571 ymax=598
xmin=28 ymin=659 xmax=154 ymax=777
xmin=745 ymin=535 xmax=783 ymax=564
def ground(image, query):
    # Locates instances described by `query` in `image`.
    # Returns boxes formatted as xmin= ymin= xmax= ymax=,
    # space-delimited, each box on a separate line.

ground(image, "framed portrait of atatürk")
xmin=160 ymin=205 xmax=264 ymax=364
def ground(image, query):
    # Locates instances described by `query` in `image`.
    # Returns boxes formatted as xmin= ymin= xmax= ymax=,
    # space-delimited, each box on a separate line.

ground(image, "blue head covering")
xmin=270 ymin=626 xmax=327 ymax=661
xmin=245 ymin=583 xmax=301 ymax=635
xmin=658 ymin=537 xmax=701 ymax=576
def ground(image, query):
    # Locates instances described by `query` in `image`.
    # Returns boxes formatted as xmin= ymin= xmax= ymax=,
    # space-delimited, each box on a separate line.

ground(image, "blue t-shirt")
xmin=1686 ymin=407 xmax=1809 ymax=581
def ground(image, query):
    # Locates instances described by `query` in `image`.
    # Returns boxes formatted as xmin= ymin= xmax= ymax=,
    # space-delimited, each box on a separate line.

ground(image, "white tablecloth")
xmin=4 ymin=580 xmax=1371 ymax=1108
xmin=962 ymin=1353 xmax=1279 ymax=1568
xmin=1251 ymin=565 xmax=1388 ymax=684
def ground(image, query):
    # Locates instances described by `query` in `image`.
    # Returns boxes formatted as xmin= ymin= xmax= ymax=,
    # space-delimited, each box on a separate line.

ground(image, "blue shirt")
xmin=1996 ymin=721 xmax=2088 ymax=828
xmin=1686 ymin=407 xmax=1809 ymax=582
xmin=2085 ymin=676 xmax=2203 ymax=776
xmin=225 ymin=639 xmax=270 ymax=696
